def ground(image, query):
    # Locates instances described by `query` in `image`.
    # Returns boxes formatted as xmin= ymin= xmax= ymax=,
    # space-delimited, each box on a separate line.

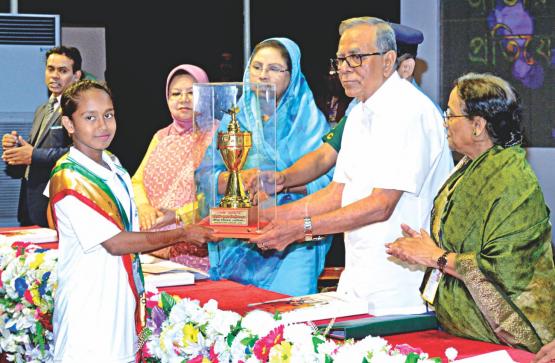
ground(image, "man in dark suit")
xmin=2 ymin=46 xmax=82 ymax=227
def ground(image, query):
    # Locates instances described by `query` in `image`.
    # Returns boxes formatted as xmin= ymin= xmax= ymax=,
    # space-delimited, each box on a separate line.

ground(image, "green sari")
xmin=427 ymin=145 xmax=555 ymax=353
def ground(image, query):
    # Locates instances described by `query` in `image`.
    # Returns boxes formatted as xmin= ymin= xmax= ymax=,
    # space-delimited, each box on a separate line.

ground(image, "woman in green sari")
xmin=386 ymin=73 xmax=555 ymax=353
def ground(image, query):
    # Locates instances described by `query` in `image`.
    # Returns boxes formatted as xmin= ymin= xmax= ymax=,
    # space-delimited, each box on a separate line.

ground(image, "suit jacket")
xmin=7 ymin=100 xmax=71 ymax=226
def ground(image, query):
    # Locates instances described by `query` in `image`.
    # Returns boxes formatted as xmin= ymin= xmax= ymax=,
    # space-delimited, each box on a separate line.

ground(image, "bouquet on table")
xmin=0 ymin=241 xmax=57 ymax=362
xmin=143 ymin=291 xmax=440 ymax=363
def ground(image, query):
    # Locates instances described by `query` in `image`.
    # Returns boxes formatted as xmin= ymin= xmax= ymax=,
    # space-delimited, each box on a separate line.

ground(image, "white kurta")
xmin=333 ymin=72 xmax=453 ymax=315
xmin=46 ymin=147 xmax=139 ymax=363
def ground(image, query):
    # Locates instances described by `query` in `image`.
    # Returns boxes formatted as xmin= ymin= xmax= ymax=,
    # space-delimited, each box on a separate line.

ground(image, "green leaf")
xmin=226 ymin=321 xmax=242 ymax=346
xmin=365 ymin=351 xmax=373 ymax=361
xmin=273 ymin=310 xmax=282 ymax=320
xmin=160 ymin=292 xmax=176 ymax=315
xmin=325 ymin=355 xmax=334 ymax=363
xmin=405 ymin=352 xmax=420 ymax=363
xmin=312 ymin=336 xmax=325 ymax=352
xmin=240 ymin=336 xmax=258 ymax=347
xmin=35 ymin=321 xmax=45 ymax=353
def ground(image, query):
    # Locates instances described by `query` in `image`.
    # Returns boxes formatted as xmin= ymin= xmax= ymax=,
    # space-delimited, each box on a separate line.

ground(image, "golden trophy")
xmin=193 ymin=82 xmax=276 ymax=238
xmin=209 ymin=107 xmax=255 ymax=227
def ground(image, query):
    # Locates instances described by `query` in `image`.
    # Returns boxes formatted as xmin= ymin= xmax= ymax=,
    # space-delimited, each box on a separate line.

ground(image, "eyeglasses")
xmin=250 ymin=63 xmax=289 ymax=76
xmin=330 ymin=52 xmax=384 ymax=71
xmin=169 ymin=90 xmax=193 ymax=101
xmin=442 ymin=109 xmax=467 ymax=127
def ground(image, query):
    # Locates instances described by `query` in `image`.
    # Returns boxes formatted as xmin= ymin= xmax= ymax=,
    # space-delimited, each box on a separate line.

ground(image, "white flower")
xmin=212 ymin=335 xmax=232 ymax=362
xmin=242 ymin=309 xmax=278 ymax=337
xmin=206 ymin=309 xmax=241 ymax=337
xmin=283 ymin=323 xmax=316 ymax=355
xmin=168 ymin=298 xmax=203 ymax=324
xmin=317 ymin=339 xmax=339 ymax=359
xmin=229 ymin=330 xmax=250 ymax=362
xmin=445 ymin=347 xmax=458 ymax=361
xmin=203 ymin=298 xmax=219 ymax=313
xmin=334 ymin=342 xmax=362 ymax=363
xmin=333 ymin=336 xmax=392 ymax=363
xmin=356 ymin=335 xmax=390 ymax=354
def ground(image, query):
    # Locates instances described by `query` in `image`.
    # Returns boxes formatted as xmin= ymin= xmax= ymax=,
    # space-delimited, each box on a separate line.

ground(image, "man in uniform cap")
xmin=391 ymin=23 xmax=424 ymax=82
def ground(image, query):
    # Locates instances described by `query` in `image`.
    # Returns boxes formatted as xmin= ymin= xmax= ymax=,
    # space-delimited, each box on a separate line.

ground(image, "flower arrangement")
xmin=143 ymin=291 xmax=440 ymax=363
xmin=0 ymin=240 xmax=447 ymax=363
xmin=0 ymin=241 xmax=58 ymax=362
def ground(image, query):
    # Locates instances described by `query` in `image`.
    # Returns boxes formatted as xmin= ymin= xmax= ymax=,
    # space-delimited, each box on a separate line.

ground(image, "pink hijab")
xmin=166 ymin=64 xmax=209 ymax=134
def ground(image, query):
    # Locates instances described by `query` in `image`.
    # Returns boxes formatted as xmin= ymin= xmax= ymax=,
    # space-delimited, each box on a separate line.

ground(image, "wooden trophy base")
xmin=198 ymin=207 xmax=269 ymax=239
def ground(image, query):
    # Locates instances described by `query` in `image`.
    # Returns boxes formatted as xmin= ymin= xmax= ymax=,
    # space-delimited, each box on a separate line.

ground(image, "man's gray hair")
xmin=339 ymin=17 xmax=397 ymax=53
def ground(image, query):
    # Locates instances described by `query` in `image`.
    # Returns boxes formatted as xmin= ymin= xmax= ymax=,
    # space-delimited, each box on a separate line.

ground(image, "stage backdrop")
xmin=441 ymin=0 xmax=554 ymax=147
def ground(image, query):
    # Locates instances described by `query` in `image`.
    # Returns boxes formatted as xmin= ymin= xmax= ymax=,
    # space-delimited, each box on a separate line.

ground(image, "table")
xmin=161 ymin=280 xmax=535 ymax=362
xmin=2 ymin=226 xmax=536 ymax=362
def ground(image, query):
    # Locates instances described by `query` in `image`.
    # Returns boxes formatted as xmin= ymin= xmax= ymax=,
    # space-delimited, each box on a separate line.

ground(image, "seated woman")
xmin=132 ymin=64 xmax=213 ymax=271
xmin=386 ymin=73 xmax=555 ymax=352
xmin=200 ymin=38 xmax=333 ymax=295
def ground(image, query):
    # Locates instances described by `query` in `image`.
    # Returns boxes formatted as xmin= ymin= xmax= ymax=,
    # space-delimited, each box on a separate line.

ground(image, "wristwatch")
xmin=437 ymin=251 xmax=450 ymax=273
xmin=303 ymin=216 xmax=313 ymax=242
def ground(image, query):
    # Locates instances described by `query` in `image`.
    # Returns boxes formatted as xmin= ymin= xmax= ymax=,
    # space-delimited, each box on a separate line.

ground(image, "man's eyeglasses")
xmin=330 ymin=52 xmax=384 ymax=71
xmin=442 ymin=109 xmax=467 ymax=127
xmin=250 ymin=63 xmax=289 ymax=76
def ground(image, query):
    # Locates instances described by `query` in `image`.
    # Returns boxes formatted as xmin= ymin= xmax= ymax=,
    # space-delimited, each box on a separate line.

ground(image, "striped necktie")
xmin=35 ymin=96 xmax=58 ymax=143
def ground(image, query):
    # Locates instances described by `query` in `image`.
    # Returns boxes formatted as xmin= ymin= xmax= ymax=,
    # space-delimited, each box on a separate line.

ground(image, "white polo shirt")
xmin=333 ymin=72 xmax=453 ymax=315
xmin=46 ymin=147 xmax=139 ymax=362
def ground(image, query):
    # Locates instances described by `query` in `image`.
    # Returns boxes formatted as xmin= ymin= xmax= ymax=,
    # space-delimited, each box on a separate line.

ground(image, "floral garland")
xmin=0 ymin=241 xmax=57 ymax=362
xmin=143 ymin=291 xmax=442 ymax=363
xmin=0 ymin=241 xmax=452 ymax=363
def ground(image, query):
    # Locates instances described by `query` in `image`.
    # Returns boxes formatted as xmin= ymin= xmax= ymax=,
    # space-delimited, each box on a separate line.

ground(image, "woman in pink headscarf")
xmin=132 ymin=64 xmax=213 ymax=271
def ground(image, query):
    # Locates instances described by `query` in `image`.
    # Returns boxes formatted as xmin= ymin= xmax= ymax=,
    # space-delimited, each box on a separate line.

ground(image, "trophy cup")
xmin=193 ymin=82 xmax=277 ymax=238
xmin=209 ymin=107 xmax=254 ymax=227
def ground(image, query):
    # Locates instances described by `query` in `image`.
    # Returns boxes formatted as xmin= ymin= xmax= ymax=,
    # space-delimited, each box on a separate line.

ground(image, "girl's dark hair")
xmin=454 ymin=73 xmax=523 ymax=148
xmin=61 ymin=80 xmax=113 ymax=118
xmin=251 ymin=40 xmax=292 ymax=71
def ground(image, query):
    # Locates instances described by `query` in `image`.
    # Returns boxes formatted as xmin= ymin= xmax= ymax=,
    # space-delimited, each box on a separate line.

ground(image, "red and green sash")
xmin=48 ymin=154 xmax=145 ymax=336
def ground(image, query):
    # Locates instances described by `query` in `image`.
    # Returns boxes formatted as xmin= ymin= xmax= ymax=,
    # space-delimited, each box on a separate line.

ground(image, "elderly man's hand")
xmin=533 ymin=339 xmax=555 ymax=363
xmin=385 ymin=227 xmax=443 ymax=268
xmin=2 ymin=137 xmax=33 ymax=165
xmin=250 ymin=219 xmax=304 ymax=251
